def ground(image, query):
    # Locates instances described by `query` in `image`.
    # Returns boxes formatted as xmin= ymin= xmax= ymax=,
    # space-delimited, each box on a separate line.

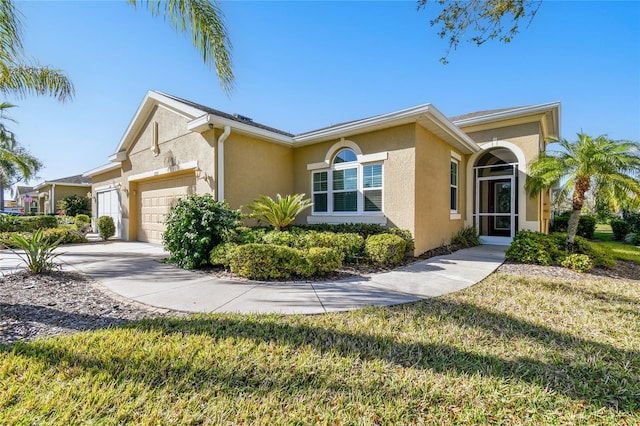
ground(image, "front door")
xmin=475 ymin=174 xmax=516 ymax=245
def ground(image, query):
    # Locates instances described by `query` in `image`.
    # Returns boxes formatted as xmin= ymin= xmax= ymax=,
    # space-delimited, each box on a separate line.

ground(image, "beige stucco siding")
xmin=414 ymin=125 xmax=466 ymax=254
xmin=223 ymin=133 xmax=293 ymax=212
xmin=292 ymin=124 xmax=417 ymax=235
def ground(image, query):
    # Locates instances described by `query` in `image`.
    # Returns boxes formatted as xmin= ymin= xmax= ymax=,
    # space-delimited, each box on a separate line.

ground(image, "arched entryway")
xmin=473 ymin=147 xmax=519 ymax=244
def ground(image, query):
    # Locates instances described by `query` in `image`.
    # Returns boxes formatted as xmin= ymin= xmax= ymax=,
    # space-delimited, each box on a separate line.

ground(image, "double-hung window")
xmin=312 ymin=148 xmax=383 ymax=215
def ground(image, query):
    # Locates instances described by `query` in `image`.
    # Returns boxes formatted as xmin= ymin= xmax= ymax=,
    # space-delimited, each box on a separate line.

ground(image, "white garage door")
xmin=97 ymin=189 xmax=121 ymax=238
xmin=137 ymin=174 xmax=195 ymax=244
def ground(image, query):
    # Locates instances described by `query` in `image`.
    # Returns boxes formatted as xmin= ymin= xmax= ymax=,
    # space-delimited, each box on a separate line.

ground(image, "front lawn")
xmin=1 ymin=273 xmax=637 ymax=424
xmin=593 ymin=240 xmax=640 ymax=263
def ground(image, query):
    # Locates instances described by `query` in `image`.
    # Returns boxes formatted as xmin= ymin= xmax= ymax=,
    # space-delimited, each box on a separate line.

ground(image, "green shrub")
xmin=624 ymin=232 xmax=640 ymax=245
xmin=74 ymin=214 xmax=91 ymax=234
xmin=209 ymin=243 xmax=239 ymax=267
xmin=365 ymin=233 xmax=407 ymax=266
xmin=10 ymin=229 xmax=64 ymax=274
xmin=550 ymin=211 xmax=596 ymax=239
xmin=573 ymin=236 xmax=616 ymax=269
xmin=304 ymin=247 xmax=342 ymax=276
xmin=0 ymin=231 xmax=25 ymax=249
xmin=97 ymin=216 xmax=116 ymax=241
xmin=610 ymin=218 xmax=630 ymax=241
xmin=295 ymin=223 xmax=386 ymax=239
xmin=262 ymin=230 xmax=296 ymax=247
xmin=229 ymin=244 xmax=306 ymax=280
xmin=163 ymin=194 xmax=242 ymax=269
xmin=0 ymin=215 xmax=58 ymax=233
xmin=222 ymin=226 xmax=266 ymax=245
xmin=295 ymin=231 xmax=364 ymax=260
xmin=560 ymin=254 xmax=593 ymax=273
xmin=505 ymin=231 xmax=555 ymax=266
xmin=56 ymin=194 xmax=91 ymax=217
xmin=386 ymin=228 xmax=415 ymax=255
xmin=452 ymin=226 xmax=480 ymax=248
xmin=622 ymin=209 xmax=640 ymax=233
xmin=43 ymin=227 xmax=87 ymax=245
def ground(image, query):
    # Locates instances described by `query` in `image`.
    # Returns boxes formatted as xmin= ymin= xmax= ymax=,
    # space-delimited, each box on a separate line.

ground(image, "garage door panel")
xmin=137 ymin=174 xmax=195 ymax=244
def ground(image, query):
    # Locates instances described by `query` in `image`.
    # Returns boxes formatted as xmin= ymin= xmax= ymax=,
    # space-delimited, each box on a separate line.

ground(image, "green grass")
xmin=592 ymin=223 xmax=640 ymax=263
xmin=1 ymin=274 xmax=638 ymax=424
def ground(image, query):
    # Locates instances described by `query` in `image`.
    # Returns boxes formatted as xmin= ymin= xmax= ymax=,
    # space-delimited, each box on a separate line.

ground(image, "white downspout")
xmin=217 ymin=125 xmax=231 ymax=201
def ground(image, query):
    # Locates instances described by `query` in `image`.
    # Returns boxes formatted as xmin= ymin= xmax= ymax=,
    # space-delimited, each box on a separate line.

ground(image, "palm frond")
xmin=0 ymin=63 xmax=74 ymax=102
xmin=128 ymin=0 xmax=234 ymax=92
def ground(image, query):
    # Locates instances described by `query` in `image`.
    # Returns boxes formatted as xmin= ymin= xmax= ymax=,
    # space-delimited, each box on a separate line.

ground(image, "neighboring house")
xmin=13 ymin=185 xmax=39 ymax=214
xmin=30 ymin=175 xmax=92 ymax=215
xmin=85 ymin=91 xmax=559 ymax=253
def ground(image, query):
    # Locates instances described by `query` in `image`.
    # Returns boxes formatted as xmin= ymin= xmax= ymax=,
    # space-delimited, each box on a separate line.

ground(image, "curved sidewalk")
xmin=1 ymin=242 xmax=505 ymax=315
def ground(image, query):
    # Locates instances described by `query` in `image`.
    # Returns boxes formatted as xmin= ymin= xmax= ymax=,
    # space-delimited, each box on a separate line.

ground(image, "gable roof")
xmin=34 ymin=174 xmax=92 ymax=190
xmin=450 ymin=102 xmax=561 ymax=138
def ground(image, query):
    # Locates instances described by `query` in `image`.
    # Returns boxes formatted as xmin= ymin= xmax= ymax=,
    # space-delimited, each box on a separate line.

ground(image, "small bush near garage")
xmin=550 ymin=211 xmax=597 ymax=239
xmin=365 ymin=233 xmax=407 ymax=266
xmin=163 ymin=194 xmax=242 ymax=269
xmin=97 ymin=216 xmax=116 ymax=241
xmin=610 ymin=218 xmax=630 ymax=241
xmin=209 ymin=242 xmax=239 ymax=267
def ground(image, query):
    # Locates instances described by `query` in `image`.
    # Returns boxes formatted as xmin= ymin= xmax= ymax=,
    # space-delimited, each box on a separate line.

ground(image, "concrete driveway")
xmin=1 ymin=241 xmax=505 ymax=315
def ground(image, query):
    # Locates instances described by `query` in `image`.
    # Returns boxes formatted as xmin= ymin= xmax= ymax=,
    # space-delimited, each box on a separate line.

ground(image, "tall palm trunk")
xmin=566 ymin=176 xmax=590 ymax=251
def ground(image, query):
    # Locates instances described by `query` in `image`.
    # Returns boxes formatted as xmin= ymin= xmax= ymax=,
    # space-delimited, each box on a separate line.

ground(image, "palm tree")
xmin=526 ymin=133 xmax=640 ymax=250
xmin=0 ymin=102 xmax=42 ymax=210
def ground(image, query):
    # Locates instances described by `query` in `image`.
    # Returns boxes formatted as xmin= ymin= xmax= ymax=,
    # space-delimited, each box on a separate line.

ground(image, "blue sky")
xmin=4 ymin=0 xmax=639 ymax=190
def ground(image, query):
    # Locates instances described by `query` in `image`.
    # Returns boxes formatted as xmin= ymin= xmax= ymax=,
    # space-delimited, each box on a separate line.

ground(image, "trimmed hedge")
xmin=294 ymin=231 xmax=364 ymax=260
xmin=0 ymin=227 xmax=87 ymax=249
xmin=294 ymin=224 xmax=415 ymax=254
xmin=549 ymin=211 xmax=596 ymax=239
xmin=365 ymin=233 xmax=407 ymax=266
xmin=0 ymin=215 xmax=58 ymax=233
xmin=225 ymin=243 xmax=343 ymax=279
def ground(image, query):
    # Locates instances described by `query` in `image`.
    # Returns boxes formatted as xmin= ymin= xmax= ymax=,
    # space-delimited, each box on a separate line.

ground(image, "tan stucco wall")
xmin=117 ymin=107 xmax=217 ymax=239
xmin=465 ymin=122 xmax=542 ymax=224
xmin=224 ymin=133 xmax=293 ymax=213
xmin=414 ymin=125 xmax=466 ymax=254
xmin=292 ymin=124 xmax=417 ymax=235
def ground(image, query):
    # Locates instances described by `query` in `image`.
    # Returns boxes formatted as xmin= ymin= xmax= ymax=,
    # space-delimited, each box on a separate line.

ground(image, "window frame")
xmin=311 ymin=148 xmax=384 ymax=217
xmin=450 ymin=157 xmax=459 ymax=215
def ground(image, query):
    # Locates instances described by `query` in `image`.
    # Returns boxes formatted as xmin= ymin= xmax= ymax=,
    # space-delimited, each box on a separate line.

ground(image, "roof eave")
xmin=187 ymin=114 xmax=295 ymax=146
xmin=453 ymin=102 xmax=561 ymax=137
xmin=83 ymin=162 xmax=121 ymax=177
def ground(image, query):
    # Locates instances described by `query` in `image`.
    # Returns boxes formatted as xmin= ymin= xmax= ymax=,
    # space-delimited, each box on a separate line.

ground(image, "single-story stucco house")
xmin=13 ymin=175 xmax=92 ymax=215
xmin=84 ymin=91 xmax=559 ymax=254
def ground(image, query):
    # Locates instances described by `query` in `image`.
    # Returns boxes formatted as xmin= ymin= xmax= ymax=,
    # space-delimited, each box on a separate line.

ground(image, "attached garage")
xmin=96 ymin=189 xmax=121 ymax=238
xmin=137 ymin=173 xmax=196 ymax=244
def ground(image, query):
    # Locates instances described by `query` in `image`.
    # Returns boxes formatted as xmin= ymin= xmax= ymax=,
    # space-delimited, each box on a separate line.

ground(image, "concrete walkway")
xmin=1 ymin=241 xmax=505 ymax=315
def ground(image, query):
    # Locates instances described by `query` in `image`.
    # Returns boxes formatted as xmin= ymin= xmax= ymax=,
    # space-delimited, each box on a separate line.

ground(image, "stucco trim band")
xmin=127 ymin=160 xmax=198 ymax=182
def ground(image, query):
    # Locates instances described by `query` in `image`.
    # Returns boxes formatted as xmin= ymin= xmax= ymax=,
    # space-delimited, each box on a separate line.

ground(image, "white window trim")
xmin=450 ymin=157 xmax=459 ymax=220
xmin=310 ymin=146 xmax=385 ymax=219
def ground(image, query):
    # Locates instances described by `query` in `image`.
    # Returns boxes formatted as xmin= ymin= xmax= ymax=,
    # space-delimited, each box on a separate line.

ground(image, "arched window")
xmin=312 ymin=147 xmax=383 ymax=215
